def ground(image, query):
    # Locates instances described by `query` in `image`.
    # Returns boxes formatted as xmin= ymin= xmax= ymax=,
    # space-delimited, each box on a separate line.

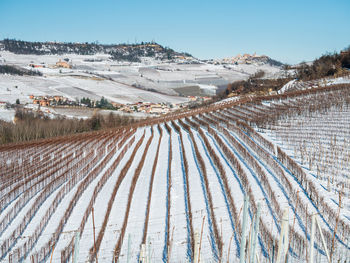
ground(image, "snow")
xmin=177 ymin=121 xmax=214 ymax=260
xmin=117 ymin=128 xmax=159 ymax=262
xmin=0 ymin=109 xmax=15 ymax=122
xmin=0 ymin=50 xmax=285 ymax=108
xmin=278 ymin=79 xmax=297 ymax=94
xmin=167 ymin=124 xmax=189 ymax=262
xmin=144 ymin=125 xmax=168 ymax=260
xmin=191 ymin=128 xmax=235 ymax=260
xmin=2 ymin=84 xmax=350 ymax=262
xmin=94 ymin=128 xmax=150 ymax=262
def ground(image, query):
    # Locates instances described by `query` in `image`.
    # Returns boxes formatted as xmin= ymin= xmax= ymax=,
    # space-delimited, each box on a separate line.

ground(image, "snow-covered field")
xmin=1 ymin=84 xmax=349 ymax=263
xmin=278 ymin=75 xmax=350 ymax=94
xmin=0 ymin=51 xmax=284 ymax=106
xmin=0 ymin=109 xmax=15 ymax=122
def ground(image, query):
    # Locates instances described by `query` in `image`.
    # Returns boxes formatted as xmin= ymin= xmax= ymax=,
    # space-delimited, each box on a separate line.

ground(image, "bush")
xmin=295 ymin=47 xmax=350 ymax=80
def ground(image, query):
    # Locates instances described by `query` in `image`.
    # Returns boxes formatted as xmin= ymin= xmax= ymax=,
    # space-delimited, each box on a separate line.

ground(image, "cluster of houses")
xmin=210 ymin=53 xmax=269 ymax=65
xmin=117 ymin=96 xmax=211 ymax=115
xmin=29 ymin=95 xmax=73 ymax=107
xmin=27 ymin=94 xmax=211 ymax=115
xmin=29 ymin=59 xmax=72 ymax=69
xmin=117 ymin=102 xmax=175 ymax=114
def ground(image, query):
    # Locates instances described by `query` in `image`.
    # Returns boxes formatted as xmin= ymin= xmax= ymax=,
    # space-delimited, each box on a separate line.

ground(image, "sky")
xmin=0 ymin=0 xmax=349 ymax=64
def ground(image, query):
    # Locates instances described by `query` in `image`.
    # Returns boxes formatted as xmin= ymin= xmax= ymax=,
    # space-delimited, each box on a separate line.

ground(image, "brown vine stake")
xmin=277 ymin=144 xmax=350 ymax=241
xmin=141 ymin=125 xmax=163 ymax=244
xmin=330 ymin=190 xmax=342 ymax=262
xmin=1 ymin=133 xmax=118 ymax=261
xmin=163 ymin=122 xmax=173 ymax=260
xmin=60 ymin=131 xmax=135 ymax=263
xmin=92 ymin=207 xmax=98 ymax=263
xmin=178 ymin=118 xmax=223 ymax=259
xmin=168 ymin=226 xmax=175 ymax=262
xmin=88 ymin=131 xmax=146 ymax=262
xmin=30 ymin=133 xmax=123 ymax=261
xmin=227 ymin=232 xmax=235 ymax=263
xmin=189 ymin=118 xmax=243 ymax=248
xmin=0 ymin=134 xmax=102 ymax=225
xmin=198 ymin=215 xmax=205 ymax=263
xmin=49 ymin=242 xmax=55 ymax=263
xmin=198 ymin=115 xmax=279 ymax=258
xmin=113 ymin=128 xmax=154 ymax=262
xmin=170 ymin=120 xmax=195 ymax=257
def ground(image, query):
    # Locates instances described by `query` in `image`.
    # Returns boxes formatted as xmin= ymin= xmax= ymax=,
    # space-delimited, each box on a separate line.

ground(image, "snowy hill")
xmin=0 ymin=42 xmax=285 ymax=115
xmin=0 ymin=83 xmax=349 ymax=262
xmin=0 ymin=39 xmax=193 ymax=63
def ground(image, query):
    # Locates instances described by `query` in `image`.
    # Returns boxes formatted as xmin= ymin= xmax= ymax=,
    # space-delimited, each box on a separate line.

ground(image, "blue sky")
xmin=0 ymin=0 xmax=349 ymax=64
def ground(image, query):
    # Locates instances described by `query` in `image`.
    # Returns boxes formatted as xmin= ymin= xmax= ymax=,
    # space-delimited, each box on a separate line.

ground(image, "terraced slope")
xmin=1 ymin=84 xmax=349 ymax=263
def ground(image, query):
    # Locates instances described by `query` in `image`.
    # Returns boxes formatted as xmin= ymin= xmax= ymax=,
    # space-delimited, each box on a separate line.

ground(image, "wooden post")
xmin=330 ymin=190 xmax=342 ymax=262
xmin=49 ymin=241 xmax=55 ymax=263
xmin=168 ymin=226 xmax=175 ymax=263
xmin=250 ymin=203 xmax=261 ymax=263
xmin=276 ymin=208 xmax=289 ymax=263
xmin=139 ymin=244 xmax=146 ymax=263
xmin=198 ymin=216 xmax=205 ymax=263
xmin=315 ymin=216 xmax=330 ymax=262
xmin=309 ymin=214 xmax=316 ymax=263
xmin=227 ymin=233 xmax=235 ymax=263
xmin=193 ymin=231 xmax=200 ymax=263
xmin=240 ymin=195 xmax=249 ymax=263
xmin=92 ymin=207 xmax=99 ymax=263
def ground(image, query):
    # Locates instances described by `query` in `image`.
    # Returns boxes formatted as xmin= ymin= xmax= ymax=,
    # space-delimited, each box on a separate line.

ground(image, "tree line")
xmin=0 ymin=65 xmax=42 ymax=76
xmin=218 ymin=70 xmax=291 ymax=99
xmin=0 ymin=108 xmax=135 ymax=145
xmin=1 ymin=39 xmax=191 ymax=61
xmin=293 ymin=46 xmax=350 ymax=80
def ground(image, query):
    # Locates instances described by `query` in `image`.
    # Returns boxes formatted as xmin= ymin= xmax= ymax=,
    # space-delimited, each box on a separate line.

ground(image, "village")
xmin=27 ymin=94 xmax=211 ymax=115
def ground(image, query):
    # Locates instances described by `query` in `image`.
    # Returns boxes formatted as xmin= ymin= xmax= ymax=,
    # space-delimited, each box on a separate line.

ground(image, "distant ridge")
xmin=0 ymin=39 xmax=193 ymax=62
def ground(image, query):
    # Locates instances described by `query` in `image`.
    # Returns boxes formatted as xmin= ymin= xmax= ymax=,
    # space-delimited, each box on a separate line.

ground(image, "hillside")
xmin=0 ymin=40 xmax=285 ymax=123
xmin=0 ymin=83 xmax=349 ymax=262
xmin=0 ymin=39 xmax=192 ymax=62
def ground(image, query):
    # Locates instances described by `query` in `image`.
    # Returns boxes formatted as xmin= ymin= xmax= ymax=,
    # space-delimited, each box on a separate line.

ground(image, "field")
xmin=0 ymin=51 xmax=283 ymax=105
xmin=0 ymin=84 xmax=350 ymax=262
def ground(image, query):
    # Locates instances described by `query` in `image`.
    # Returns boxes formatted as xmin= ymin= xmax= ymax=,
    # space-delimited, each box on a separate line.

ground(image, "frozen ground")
xmin=0 ymin=51 xmax=284 ymax=106
xmin=1 ymin=96 xmax=349 ymax=262
xmin=0 ymin=109 xmax=15 ymax=122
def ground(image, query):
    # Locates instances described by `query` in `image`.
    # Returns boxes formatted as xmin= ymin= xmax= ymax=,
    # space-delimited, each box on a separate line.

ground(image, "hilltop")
xmin=0 ymin=39 xmax=194 ymax=63
xmin=210 ymin=52 xmax=283 ymax=67
xmin=0 ymin=40 xmax=284 ymax=116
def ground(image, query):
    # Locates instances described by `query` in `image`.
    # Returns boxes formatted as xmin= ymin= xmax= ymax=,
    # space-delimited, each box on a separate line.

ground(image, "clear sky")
xmin=1 ymin=0 xmax=349 ymax=64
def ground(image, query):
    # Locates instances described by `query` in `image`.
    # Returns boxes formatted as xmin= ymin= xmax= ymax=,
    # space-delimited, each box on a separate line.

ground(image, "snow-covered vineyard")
xmin=1 ymin=85 xmax=350 ymax=263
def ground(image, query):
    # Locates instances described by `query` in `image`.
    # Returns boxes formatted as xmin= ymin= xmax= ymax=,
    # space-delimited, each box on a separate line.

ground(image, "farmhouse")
xmin=56 ymin=59 xmax=72 ymax=69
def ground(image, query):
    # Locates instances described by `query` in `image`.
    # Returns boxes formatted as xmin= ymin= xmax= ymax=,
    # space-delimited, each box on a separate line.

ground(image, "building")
xmin=111 ymin=102 xmax=123 ymax=108
xmin=29 ymin=64 xmax=45 ymax=68
xmin=56 ymin=59 xmax=72 ymax=69
xmin=0 ymin=101 xmax=7 ymax=109
xmin=39 ymin=100 xmax=49 ymax=107
xmin=149 ymin=104 xmax=170 ymax=114
xmin=54 ymin=96 xmax=64 ymax=102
